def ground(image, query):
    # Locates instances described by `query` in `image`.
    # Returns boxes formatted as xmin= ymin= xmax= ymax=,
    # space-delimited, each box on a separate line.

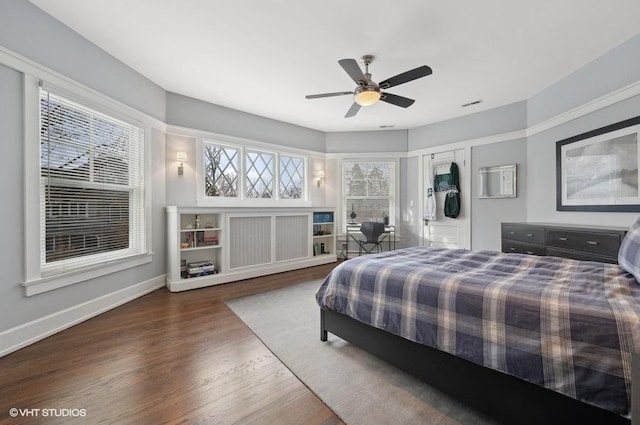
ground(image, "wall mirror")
xmin=478 ymin=164 xmax=516 ymax=198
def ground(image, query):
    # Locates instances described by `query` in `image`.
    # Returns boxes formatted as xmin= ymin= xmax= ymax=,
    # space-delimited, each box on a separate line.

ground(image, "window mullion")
xmin=275 ymin=153 xmax=280 ymax=201
xmin=238 ymin=146 xmax=245 ymax=200
xmin=202 ymin=141 xmax=306 ymax=203
xmin=89 ymin=116 xmax=95 ymax=183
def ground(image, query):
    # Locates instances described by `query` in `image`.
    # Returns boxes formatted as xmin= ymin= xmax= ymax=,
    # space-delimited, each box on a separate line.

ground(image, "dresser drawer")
xmin=502 ymin=224 xmax=545 ymax=245
xmin=546 ymin=247 xmax=618 ymax=264
xmin=545 ymin=229 xmax=621 ymax=257
xmin=502 ymin=240 xmax=546 ymax=256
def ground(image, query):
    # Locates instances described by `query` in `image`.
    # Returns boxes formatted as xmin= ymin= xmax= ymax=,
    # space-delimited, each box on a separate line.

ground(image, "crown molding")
xmin=526 ymin=79 xmax=640 ymax=137
xmin=165 ymin=124 xmax=326 ymax=157
xmin=407 ymin=130 xmax=528 ymax=157
xmin=0 ymin=45 xmax=167 ymax=131
xmin=3 ymin=44 xmax=640 ymax=154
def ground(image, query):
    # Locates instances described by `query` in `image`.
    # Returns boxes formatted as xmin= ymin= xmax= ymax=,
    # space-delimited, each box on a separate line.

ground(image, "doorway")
xmin=422 ymin=148 xmax=470 ymax=249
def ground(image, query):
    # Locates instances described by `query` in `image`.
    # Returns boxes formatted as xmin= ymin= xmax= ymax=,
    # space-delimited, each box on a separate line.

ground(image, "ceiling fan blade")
xmin=338 ymin=59 xmax=366 ymax=86
xmin=344 ymin=102 xmax=361 ymax=118
xmin=378 ymin=65 xmax=432 ymax=89
xmin=305 ymin=91 xmax=353 ymax=99
xmin=380 ymin=92 xmax=415 ymax=108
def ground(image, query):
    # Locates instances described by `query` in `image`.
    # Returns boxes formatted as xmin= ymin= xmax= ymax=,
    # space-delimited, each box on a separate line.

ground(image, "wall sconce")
xmin=176 ymin=151 xmax=187 ymax=176
xmin=316 ymin=170 xmax=325 ymax=188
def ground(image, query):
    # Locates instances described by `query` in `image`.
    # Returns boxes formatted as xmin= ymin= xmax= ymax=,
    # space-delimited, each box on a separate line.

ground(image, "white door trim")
xmin=418 ymin=147 xmax=471 ymax=249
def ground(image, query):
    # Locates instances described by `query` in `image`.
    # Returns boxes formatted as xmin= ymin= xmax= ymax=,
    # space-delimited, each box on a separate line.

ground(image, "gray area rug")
xmin=225 ymin=280 xmax=497 ymax=425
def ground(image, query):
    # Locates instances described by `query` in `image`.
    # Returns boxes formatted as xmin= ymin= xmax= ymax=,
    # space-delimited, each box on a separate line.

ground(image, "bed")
xmin=316 ymin=245 xmax=640 ymax=425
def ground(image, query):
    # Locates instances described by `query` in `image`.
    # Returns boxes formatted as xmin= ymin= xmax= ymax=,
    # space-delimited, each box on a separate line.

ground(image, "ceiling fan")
xmin=305 ymin=55 xmax=432 ymax=118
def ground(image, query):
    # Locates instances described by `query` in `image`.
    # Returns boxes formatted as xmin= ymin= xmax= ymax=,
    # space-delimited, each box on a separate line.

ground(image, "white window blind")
xmin=39 ymin=86 xmax=145 ymax=275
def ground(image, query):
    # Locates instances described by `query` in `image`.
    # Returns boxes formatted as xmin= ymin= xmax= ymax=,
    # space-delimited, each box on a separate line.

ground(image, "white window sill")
xmin=195 ymin=198 xmax=312 ymax=208
xmin=22 ymin=253 xmax=153 ymax=296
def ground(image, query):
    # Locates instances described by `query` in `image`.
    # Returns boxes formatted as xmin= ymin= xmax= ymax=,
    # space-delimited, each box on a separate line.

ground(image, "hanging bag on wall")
xmin=444 ymin=162 xmax=460 ymax=218
xmin=424 ymin=163 xmax=437 ymax=220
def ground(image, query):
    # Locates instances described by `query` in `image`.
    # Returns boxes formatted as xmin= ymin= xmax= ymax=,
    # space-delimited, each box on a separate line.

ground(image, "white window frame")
xmin=279 ymin=154 xmax=305 ymax=200
xmin=198 ymin=138 xmax=310 ymax=207
xmin=340 ymin=158 xmax=398 ymax=233
xmin=23 ymin=75 xmax=153 ymax=296
xmin=245 ymin=149 xmax=276 ymax=199
xmin=202 ymin=142 xmax=241 ymax=198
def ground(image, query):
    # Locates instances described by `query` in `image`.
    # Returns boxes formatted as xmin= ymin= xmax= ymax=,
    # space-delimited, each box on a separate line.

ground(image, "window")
xmin=204 ymin=144 xmax=238 ymax=197
xmin=245 ymin=151 xmax=274 ymax=199
xmin=201 ymin=141 xmax=307 ymax=202
xmin=279 ymin=155 xmax=304 ymax=199
xmin=39 ymin=87 xmax=145 ymax=275
xmin=343 ymin=160 xmax=395 ymax=229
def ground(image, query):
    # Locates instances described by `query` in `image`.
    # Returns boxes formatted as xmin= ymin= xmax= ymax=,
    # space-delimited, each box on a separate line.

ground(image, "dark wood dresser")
xmin=501 ymin=222 xmax=628 ymax=264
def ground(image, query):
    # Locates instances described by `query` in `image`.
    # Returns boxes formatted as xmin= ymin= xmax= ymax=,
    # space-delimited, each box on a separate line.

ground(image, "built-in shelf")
xmin=180 ymin=245 xmax=222 ymax=252
xmin=312 ymin=213 xmax=335 ymax=256
xmin=166 ymin=207 xmax=337 ymax=292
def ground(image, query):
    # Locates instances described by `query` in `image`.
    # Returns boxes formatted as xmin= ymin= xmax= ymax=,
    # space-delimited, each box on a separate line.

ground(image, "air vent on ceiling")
xmin=462 ymin=100 xmax=482 ymax=107
xmin=379 ymin=125 xmax=395 ymax=129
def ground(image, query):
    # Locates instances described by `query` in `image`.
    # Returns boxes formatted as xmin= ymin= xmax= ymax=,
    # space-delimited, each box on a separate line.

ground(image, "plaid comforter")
xmin=315 ymin=246 xmax=640 ymax=417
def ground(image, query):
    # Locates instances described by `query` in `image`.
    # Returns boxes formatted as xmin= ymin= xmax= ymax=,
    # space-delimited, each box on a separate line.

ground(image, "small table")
xmin=344 ymin=224 xmax=396 ymax=260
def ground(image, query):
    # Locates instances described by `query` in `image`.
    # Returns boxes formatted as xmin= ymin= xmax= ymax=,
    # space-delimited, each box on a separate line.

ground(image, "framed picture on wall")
xmin=556 ymin=115 xmax=640 ymax=212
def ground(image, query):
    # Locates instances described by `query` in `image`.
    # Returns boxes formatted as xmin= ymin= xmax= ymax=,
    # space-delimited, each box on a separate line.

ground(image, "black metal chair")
xmin=357 ymin=221 xmax=386 ymax=255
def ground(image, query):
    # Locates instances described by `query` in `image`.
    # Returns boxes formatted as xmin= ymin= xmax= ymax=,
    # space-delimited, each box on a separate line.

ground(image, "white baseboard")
xmin=0 ymin=274 xmax=166 ymax=358
xmin=167 ymin=256 xmax=336 ymax=292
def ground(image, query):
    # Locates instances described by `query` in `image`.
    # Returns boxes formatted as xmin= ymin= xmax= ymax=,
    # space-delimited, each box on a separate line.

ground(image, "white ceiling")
xmin=30 ymin=0 xmax=640 ymax=133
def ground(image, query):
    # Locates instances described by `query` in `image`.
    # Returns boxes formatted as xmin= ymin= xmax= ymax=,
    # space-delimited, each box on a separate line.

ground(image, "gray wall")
xmin=526 ymin=32 xmax=640 ymax=229
xmin=471 ymin=139 xmax=527 ymax=250
xmin=0 ymin=0 xmax=166 ymax=121
xmin=402 ymin=102 xmax=530 ymax=252
xmin=166 ymin=134 xmax=198 ymax=207
xmin=407 ymin=27 xmax=640 ymax=242
xmin=408 ymin=101 xmax=527 ymax=151
xmin=0 ymin=3 xmax=167 ymax=332
xmin=325 ymin=130 xmax=408 ymax=153
xmin=526 ymin=94 xmax=640 ymax=228
xmin=166 ymin=92 xmax=325 ymax=152
xmin=528 ymin=33 xmax=640 ymax=127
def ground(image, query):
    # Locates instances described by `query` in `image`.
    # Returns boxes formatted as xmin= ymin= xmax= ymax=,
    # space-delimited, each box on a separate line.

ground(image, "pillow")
xmin=618 ymin=216 xmax=640 ymax=283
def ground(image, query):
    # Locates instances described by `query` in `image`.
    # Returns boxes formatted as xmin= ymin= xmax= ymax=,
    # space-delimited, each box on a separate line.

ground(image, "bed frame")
xmin=321 ymin=308 xmax=634 ymax=425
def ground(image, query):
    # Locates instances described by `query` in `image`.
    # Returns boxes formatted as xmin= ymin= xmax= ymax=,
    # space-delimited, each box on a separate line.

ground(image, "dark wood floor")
xmin=0 ymin=264 xmax=343 ymax=425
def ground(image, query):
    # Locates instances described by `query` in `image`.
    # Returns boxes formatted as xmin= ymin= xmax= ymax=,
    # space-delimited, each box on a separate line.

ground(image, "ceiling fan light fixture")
xmin=354 ymin=87 xmax=381 ymax=106
xmin=305 ymin=55 xmax=430 ymax=117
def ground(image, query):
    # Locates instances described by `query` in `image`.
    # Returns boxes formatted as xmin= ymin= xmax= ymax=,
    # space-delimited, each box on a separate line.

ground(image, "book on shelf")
xmin=183 ymin=260 xmax=218 ymax=278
